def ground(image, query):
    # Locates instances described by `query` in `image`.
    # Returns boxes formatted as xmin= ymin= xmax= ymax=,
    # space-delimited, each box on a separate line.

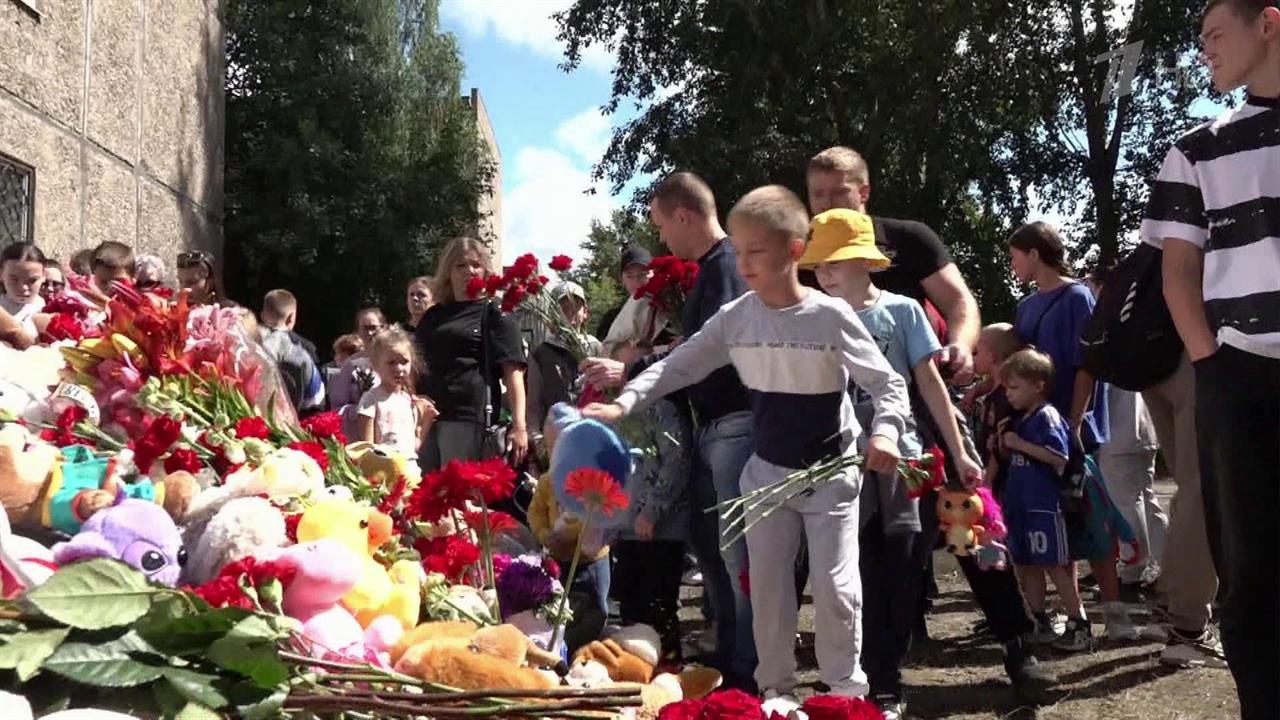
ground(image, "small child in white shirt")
xmin=356 ymin=327 xmax=437 ymax=458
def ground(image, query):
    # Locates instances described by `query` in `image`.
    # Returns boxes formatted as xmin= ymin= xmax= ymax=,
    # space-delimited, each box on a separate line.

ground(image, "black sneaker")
xmin=1031 ymin=612 xmax=1062 ymax=644
xmin=1053 ymin=617 xmax=1093 ymax=652
xmin=873 ymin=694 xmax=906 ymax=720
xmin=1004 ymin=636 xmax=1058 ymax=689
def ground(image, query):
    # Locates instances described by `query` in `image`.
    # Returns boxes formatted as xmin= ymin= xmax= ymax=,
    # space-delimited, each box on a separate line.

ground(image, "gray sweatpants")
xmin=743 ymin=454 xmax=868 ymax=696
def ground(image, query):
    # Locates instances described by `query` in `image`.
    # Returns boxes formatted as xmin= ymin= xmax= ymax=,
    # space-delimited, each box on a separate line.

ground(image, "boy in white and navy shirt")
xmin=585 ymin=186 xmax=909 ymax=713
xmin=1139 ymin=2 xmax=1280 ymax=716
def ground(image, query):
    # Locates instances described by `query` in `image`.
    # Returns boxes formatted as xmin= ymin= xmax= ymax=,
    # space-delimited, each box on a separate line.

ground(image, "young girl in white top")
xmin=1 ymin=243 xmax=47 ymax=345
xmin=356 ymin=327 xmax=437 ymax=458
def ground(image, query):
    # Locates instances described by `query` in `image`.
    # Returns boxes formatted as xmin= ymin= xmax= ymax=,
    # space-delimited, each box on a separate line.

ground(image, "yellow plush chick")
xmin=346 ymin=441 xmax=421 ymax=488
xmin=295 ymin=498 xmax=419 ymax=629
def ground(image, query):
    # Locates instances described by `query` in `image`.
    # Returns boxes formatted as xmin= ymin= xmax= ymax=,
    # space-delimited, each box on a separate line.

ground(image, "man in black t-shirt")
xmin=806 ymin=146 xmax=1056 ymax=695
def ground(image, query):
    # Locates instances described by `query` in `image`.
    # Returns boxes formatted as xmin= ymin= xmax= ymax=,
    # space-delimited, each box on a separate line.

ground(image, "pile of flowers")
xmin=658 ymin=689 xmax=882 ymax=720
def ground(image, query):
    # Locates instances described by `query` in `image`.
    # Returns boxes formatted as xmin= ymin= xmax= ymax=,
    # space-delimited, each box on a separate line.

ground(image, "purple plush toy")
xmin=52 ymin=496 xmax=186 ymax=586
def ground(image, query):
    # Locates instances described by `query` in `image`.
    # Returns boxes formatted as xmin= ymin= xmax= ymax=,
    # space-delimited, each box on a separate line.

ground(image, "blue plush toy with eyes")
xmin=547 ymin=403 xmax=632 ymax=530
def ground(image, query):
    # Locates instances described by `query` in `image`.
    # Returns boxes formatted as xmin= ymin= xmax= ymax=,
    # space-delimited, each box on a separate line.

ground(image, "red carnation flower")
xmin=133 ymin=415 xmax=183 ymax=474
xmin=548 ymin=255 xmax=573 ymax=272
xmin=406 ymin=467 xmax=470 ymax=523
xmin=418 ymin=533 xmax=481 ymax=584
xmin=565 ymin=468 xmax=629 ymax=518
xmin=190 ymin=576 xmax=254 ymax=610
xmin=300 ymin=412 xmax=346 ymax=444
xmin=39 ymin=406 xmax=91 ymax=447
xmin=287 ymin=440 xmax=329 ymax=472
xmin=484 ymin=274 xmax=505 ymax=295
xmin=511 ymin=253 xmax=539 ymax=280
xmin=701 ymin=689 xmax=764 ymax=720
xmin=657 ymin=699 xmax=705 ymax=720
xmin=163 ymin=446 xmax=202 ymax=475
xmin=801 ymin=694 xmax=883 ymax=720
xmin=42 ymin=313 xmax=85 ymax=342
xmin=465 ymin=275 xmax=486 ymax=299
xmin=283 ymin=512 xmax=301 ymax=543
xmin=234 ymin=416 xmax=271 ymax=440
xmin=377 ymin=475 xmax=410 ymax=514
xmin=543 ymin=556 xmax=561 ymax=580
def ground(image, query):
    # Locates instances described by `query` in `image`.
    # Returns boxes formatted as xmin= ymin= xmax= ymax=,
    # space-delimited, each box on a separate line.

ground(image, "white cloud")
xmin=441 ymin=0 xmax=614 ymax=74
xmin=501 ymin=146 xmax=615 ymax=265
xmin=553 ymin=106 xmax=612 ymax=165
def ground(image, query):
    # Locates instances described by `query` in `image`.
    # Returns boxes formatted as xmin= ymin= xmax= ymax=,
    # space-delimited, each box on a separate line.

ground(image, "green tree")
xmin=564 ymin=209 xmax=664 ymax=320
xmin=223 ymin=0 xmax=493 ymax=348
xmin=555 ymin=0 xmax=1208 ymax=316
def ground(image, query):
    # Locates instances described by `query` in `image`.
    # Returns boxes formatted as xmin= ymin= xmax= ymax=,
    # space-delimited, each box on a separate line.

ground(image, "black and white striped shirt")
xmin=1141 ymin=94 xmax=1280 ymax=359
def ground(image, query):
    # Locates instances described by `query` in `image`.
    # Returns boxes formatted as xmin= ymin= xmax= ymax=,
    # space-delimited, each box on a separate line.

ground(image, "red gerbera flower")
xmin=565 ymin=468 xmax=629 ymax=518
xmin=234 ymin=416 xmax=271 ymax=440
xmin=548 ymin=255 xmax=573 ymax=272
xmin=452 ymin=458 xmax=516 ymax=504
xmin=463 ymin=510 xmax=519 ymax=539
xmin=406 ymin=468 xmax=470 ymax=523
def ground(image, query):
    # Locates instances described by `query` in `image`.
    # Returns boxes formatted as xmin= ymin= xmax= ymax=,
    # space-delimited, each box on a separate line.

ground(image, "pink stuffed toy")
xmin=973 ymin=486 xmax=1009 ymax=571
xmin=273 ymin=539 xmax=404 ymax=667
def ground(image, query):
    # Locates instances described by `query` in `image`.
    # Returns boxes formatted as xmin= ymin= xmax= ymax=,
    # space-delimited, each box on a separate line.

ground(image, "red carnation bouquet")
xmin=635 ymin=255 xmax=699 ymax=337
xmin=466 ymin=252 xmax=595 ymax=361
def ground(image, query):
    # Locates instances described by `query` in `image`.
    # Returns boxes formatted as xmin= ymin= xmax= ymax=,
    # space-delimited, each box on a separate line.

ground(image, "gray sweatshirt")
xmin=617 ymin=290 xmax=910 ymax=470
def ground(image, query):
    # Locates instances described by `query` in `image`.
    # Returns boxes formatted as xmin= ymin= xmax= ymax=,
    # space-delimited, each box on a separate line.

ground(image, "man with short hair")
xmin=260 ymin=289 xmax=325 ymax=414
xmin=582 ymin=171 xmax=758 ymax=690
xmin=806 ymin=146 xmax=1057 ymax=691
xmin=1144 ymin=2 xmax=1280 ymax=715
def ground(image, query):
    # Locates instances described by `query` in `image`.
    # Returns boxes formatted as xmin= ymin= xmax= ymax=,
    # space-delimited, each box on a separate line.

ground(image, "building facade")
xmin=466 ymin=87 xmax=502 ymax=263
xmin=0 ymin=0 xmax=224 ymax=271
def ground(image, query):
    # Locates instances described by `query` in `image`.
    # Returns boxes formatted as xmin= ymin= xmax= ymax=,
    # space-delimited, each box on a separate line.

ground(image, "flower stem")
xmin=478 ymin=498 xmax=501 ymax=620
xmin=549 ymin=511 xmax=590 ymax=652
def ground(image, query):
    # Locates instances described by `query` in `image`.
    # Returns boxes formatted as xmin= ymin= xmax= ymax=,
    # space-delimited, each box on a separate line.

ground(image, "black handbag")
xmin=477 ymin=302 xmax=508 ymax=460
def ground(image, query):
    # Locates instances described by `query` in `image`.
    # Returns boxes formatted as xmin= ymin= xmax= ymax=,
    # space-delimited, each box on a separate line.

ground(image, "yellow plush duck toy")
xmin=294 ymin=497 xmax=421 ymax=629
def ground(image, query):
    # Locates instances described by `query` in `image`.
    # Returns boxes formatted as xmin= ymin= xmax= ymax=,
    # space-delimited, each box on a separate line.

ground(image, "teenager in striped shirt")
xmin=1142 ymin=2 xmax=1280 ymax=717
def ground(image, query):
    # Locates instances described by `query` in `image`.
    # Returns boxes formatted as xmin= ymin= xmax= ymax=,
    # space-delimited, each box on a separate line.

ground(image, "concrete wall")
xmin=0 ymin=0 xmax=224 ymax=267
xmin=467 ymin=87 xmax=502 ymax=263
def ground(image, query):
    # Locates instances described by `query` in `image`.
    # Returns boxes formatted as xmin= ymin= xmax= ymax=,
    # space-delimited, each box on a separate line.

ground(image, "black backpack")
xmin=1079 ymin=243 xmax=1183 ymax=392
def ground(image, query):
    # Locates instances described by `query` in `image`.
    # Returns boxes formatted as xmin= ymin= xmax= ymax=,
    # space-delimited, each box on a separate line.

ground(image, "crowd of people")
xmin=0 ymin=2 xmax=1275 ymax=718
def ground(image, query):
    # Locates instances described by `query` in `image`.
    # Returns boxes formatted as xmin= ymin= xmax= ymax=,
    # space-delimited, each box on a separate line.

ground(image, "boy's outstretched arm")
xmin=583 ymin=308 xmax=731 ymax=423
xmin=914 ymin=357 xmax=982 ymax=486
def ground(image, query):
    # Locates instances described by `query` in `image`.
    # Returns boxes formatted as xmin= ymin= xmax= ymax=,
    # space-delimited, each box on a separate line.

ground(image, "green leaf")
xmin=232 ymin=686 xmax=287 ymax=720
xmin=153 ymin=678 xmax=187 ymax=717
xmin=42 ymin=631 xmax=165 ymax=687
xmin=0 ymin=628 xmax=69 ymax=680
xmin=176 ymin=702 xmax=222 ymax=720
xmin=206 ymin=615 xmax=288 ymax=687
xmin=26 ymin=559 xmax=160 ymax=630
xmin=137 ymin=601 xmax=248 ymax=656
xmin=162 ymin=667 xmax=229 ymax=709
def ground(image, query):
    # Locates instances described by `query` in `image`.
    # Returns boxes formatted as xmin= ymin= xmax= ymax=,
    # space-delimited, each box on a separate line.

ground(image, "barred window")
xmin=0 ymin=154 xmax=35 ymax=246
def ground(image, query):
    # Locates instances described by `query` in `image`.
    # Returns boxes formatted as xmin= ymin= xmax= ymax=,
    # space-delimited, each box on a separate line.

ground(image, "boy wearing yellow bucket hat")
xmin=585 ymin=187 xmax=912 ymax=713
xmin=802 ymin=208 xmax=983 ymax=719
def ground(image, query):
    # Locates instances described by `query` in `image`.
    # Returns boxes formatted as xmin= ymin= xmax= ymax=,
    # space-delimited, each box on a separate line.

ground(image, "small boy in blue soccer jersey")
xmin=998 ymin=348 xmax=1090 ymax=651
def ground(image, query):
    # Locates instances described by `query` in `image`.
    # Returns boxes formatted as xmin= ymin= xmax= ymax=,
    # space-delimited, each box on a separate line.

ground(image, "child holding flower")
xmin=585 ymin=186 xmax=910 ymax=713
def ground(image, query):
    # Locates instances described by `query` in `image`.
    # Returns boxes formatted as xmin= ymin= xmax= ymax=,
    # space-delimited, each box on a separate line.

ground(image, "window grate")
xmin=0 ymin=154 xmax=35 ymax=247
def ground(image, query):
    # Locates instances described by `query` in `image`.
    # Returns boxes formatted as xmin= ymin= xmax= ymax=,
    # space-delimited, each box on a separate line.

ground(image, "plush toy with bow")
xmin=937 ymin=487 xmax=988 ymax=557
xmin=51 ymin=496 xmax=185 ymax=586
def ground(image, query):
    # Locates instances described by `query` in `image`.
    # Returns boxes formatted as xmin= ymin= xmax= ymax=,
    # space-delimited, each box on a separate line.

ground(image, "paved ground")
xmin=679 ymin=480 xmax=1241 ymax=719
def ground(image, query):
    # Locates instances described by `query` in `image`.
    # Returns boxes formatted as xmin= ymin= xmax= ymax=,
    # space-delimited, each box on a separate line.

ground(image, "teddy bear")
xmin=182 ymin=496 xmax=287 ymax=585
xmin=567 ymin=659 xmax=723 ymax=720
xmin=272 ymin=538 xmax=402 ymax=666
xmin=294 ymin=497 xmax=420 ymax=629
xmin=346 ymin=441 xmax=421 ymax=488
xmin=51 ymin=497 xmax=185 ymax=586
xmin=392 ymin=621 xmax=564 ymax=691
xmin=573 ymin=624 xmax=663 ymax=684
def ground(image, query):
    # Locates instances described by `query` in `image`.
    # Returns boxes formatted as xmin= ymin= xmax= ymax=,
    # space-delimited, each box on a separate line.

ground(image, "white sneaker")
xmin=761 ymin=690 xmax=802 ymax=718
xmin=681 ymin=568 xmax=703 ymax=586
xmin=1160 ymin=626 xmax=1229 ymax=669
xmin=1104 ymin=602 xmax=1139 ymax=641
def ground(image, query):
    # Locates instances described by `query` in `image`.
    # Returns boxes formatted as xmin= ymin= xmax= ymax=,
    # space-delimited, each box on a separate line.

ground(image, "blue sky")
xmin=440 ymin=0 xmax=628 ymax=265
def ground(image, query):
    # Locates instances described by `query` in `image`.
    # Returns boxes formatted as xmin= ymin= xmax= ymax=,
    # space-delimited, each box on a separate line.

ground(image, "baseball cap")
xmin=798 ymin=209 xmax=890 ymax=270
xmin=619 ymin=246 xmax=653 ymax=273
xmin=551 ymin=280 xmax=587 ymax=303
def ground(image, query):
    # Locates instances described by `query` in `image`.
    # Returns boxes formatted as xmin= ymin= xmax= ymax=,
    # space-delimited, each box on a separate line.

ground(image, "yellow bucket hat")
xmin=799 ymin=209 xmax=890 ymax=270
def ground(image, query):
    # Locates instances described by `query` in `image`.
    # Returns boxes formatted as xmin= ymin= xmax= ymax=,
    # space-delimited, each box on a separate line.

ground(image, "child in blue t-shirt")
xmin=806 ymin=208 xmax=981 ymax=715
xmin=999 ymin=348 xmax=1091 ymax=652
